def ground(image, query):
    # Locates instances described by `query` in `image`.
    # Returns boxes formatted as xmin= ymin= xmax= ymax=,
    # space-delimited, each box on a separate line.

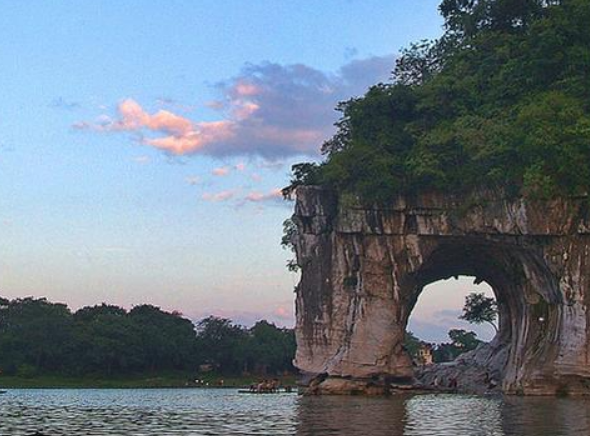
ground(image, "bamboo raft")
xmin=237 ymin=389 xmax=295 ymax=394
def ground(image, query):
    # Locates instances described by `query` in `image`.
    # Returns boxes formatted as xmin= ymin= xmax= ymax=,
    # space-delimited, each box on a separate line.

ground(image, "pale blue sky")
xmin=0 ymin=0 xmax=489 ymax=341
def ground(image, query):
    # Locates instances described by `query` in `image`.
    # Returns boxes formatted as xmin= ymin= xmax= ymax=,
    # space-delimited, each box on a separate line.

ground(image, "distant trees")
xmin=430 ymin=329 xmax=482 ymax=363
xmin=195 ymin=317 xmax=295 ymax=375
xmin=196 ymin=316 xmax=249 ymax=374
xmin=0 ymin=298 xmax=75 ymax=375
xmin=405 ymin=328 xmax=483 ymax=364
xmin=460 ymin=292 xmax=498 ymax=332
xmin=403 ymin=331 xmax=423 ymax=360
xmin=248 ymin=320 xmax=296 ymax=374
xmin=72 ymin=304 xmax=138 ymax=375
xmin=448 ymin=329 xmax=481 ymax=351
xmin=0 ymin=297 xmax=295 ymax=378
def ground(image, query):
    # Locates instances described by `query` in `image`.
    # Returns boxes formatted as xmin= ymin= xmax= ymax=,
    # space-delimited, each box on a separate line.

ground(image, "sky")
xmin=0 ymin=0 xmax=492 ymax=342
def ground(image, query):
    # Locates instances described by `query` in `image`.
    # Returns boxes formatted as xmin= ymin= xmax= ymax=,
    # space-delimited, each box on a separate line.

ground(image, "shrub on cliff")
xmin=289 ymin=0 xmax=590 ymax=203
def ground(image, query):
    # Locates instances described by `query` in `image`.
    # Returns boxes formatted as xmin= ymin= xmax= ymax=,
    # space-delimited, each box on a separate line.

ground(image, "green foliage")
xmin=17 ymin=364 xmax=38 ymax=378
xmin=196 ymin=316 xmax=249 ymax=373
xmin=448 ymin=328 xmax=481 ymax=350
xmin=290 ymin=0 xmax=590 ymax=203
xmin=281 ymin=218 xmax=297 ymax=251
xmin=404 ymin=329 xmax=481 ymax=363
xmin=0 ymin=298 xmax=75 ymax=373
xmin=281 ymin=218 xmax=300 ymax=272
xmin=460 ymin=292 xmax=499 ymax=332
xmin=0 ymin=297 xmax=296 ymax=378
xmin=403 ymin=331 xmax=423 ymax=360
xmin=249 ymin=320 xmax=296 ymax=374
xmin=196 ymin=316 xmax=296 ymax=375
xmin=282 ymin=163 xmax=321 ymax=198
xmin=432 ymin=329 xmax=482 ymax=362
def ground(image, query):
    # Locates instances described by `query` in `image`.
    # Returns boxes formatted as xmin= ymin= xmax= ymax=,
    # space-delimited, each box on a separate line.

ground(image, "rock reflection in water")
xmin=296 ymin=394 xmax=590 ymax=436
xmin=2 ymin=389 xmax=590 ymax=435
xmin=296 ymin=395 xmax=407 ymax=436
xmin=296 ymin=394 xmax=504 ymax=436
xmin=500 ymin=396 xmax=590 ymax=436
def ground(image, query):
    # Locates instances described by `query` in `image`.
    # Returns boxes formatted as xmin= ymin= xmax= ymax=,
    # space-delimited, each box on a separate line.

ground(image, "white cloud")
xmin=185 ymin=176 xmax=201 ymax=185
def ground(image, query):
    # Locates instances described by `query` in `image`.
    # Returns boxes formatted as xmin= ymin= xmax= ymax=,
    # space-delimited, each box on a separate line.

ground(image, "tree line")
xmin=0 ymin=297 xmax=295 ymax=378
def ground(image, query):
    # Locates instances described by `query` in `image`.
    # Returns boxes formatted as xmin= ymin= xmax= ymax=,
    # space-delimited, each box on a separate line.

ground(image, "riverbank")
xmin=0 ymin=372 xmax=297 ymax=389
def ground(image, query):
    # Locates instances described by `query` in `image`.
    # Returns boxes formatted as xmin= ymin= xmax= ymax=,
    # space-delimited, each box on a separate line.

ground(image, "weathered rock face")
xmin=292 ymin=186 xmax=590 ymax=395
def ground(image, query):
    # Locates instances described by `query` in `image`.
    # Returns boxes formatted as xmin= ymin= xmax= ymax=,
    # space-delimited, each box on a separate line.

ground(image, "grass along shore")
xmin=0 ymin=372 xmax=297 ymax=389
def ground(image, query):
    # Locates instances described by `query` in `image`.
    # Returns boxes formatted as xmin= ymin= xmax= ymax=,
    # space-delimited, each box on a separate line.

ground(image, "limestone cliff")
xmin=292 ymin=186 xmax=590 ymax=395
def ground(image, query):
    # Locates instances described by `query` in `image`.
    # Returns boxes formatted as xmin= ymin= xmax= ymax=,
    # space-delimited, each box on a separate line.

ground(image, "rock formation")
xmin=291 ymin=186 xmax=590 ymax=395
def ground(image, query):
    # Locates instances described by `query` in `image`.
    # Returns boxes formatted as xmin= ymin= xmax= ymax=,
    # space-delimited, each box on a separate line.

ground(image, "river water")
xmin=1 ymin=389 xmax=590 ymax=435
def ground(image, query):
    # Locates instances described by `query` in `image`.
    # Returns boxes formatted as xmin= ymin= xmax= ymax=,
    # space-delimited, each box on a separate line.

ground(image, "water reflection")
xmin=296 ymin=394 xmax=505 ymax=436
xmin=0 ymin=389 xmax=297 ymax=435
xmin=1 ymin=389 xmax=590 ymax=435
xmin=295 ymin=394 xmax=590 ymax=436
xmin=500 ymin=396 xmax=590 ymax=436
xmin=296 ymin=395 xmax=407 ymax=436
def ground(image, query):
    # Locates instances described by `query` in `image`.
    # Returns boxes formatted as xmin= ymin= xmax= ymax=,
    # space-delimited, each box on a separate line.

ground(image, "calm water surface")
xmin=1 ymin=389 xmax=590 ymax=435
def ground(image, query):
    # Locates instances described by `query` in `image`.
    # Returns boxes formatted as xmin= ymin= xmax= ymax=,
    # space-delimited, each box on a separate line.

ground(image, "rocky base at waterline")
xmin=302 ymin=375 xmax=491 ymax=396
xmin=415 ymin=342 xmax=508 ymax=395
xmin=303 ymin=342 xmax=507 ymax=396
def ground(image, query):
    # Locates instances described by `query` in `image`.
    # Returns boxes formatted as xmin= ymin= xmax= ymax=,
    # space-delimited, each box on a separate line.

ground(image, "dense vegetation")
xmin=0 ymin=297 xmax=295 ymax=379
xmin=288 ymin=0 xmax=590 ymax=202
xmin=405 ymin=329 xmax=482 ymax=364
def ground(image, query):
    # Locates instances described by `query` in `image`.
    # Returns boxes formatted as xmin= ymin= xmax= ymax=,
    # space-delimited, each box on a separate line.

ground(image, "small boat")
xmin=238 ymin=389 xmax=295 ymax=394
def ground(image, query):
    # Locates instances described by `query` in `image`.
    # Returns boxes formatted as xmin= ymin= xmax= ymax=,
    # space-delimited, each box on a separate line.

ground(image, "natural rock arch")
xmin=292 ymin=186 xmax=590 ymax=395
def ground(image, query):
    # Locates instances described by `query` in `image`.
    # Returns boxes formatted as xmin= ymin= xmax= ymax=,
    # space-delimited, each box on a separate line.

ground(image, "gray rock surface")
xmin=416 ymin=342 xmax=508 ymax=395
xmin=292 ymin=186 xmax=590 ymax=395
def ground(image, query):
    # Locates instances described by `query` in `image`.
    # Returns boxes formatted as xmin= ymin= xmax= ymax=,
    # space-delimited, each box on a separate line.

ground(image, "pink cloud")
xmin=75 ymin=55 xmax=395 ymax=159
xmin=212 ymin=166 xmax=230 ymax=176
xmin=75 ymin=99 xmax=236 ymax=156
xmin=273 ymin=305 xmax=293 ymax=320
xmin=232 ymin=101 xmax=260 ymax=121
xmin=235 ymin=162 xmax=246 ymax=171
xmin=142 ymin=120 xmax=235 ymax=155
xmin=234 ymin=82 xmax=260 ymax=97
xmin=245 ymin=188 xmax=282 ymax=203
xmin=202 ymin=190 xmax=236 ymax=202
xmin=104 ymin=99 xmax=193 ymax=135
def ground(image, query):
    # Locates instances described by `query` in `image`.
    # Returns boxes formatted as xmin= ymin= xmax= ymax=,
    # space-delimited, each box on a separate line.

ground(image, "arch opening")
xmin=398 ymin=238 xmax=561 ymax=393
xmin=406 ymin=276 xmax=497 ymax=356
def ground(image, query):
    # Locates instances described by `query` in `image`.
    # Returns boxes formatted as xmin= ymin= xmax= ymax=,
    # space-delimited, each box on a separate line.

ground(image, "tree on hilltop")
xmin=288 ymin=0 xmax=590 ymax=203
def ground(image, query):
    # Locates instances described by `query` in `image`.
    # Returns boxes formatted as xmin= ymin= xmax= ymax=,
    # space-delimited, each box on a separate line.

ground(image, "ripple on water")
xmin=1 ymin=389 xmax=590 ymax=435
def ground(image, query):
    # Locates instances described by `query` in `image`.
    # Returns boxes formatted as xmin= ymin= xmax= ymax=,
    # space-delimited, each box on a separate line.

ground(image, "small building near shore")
xmin=416 ymin=344 xmax=434 ymax=366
